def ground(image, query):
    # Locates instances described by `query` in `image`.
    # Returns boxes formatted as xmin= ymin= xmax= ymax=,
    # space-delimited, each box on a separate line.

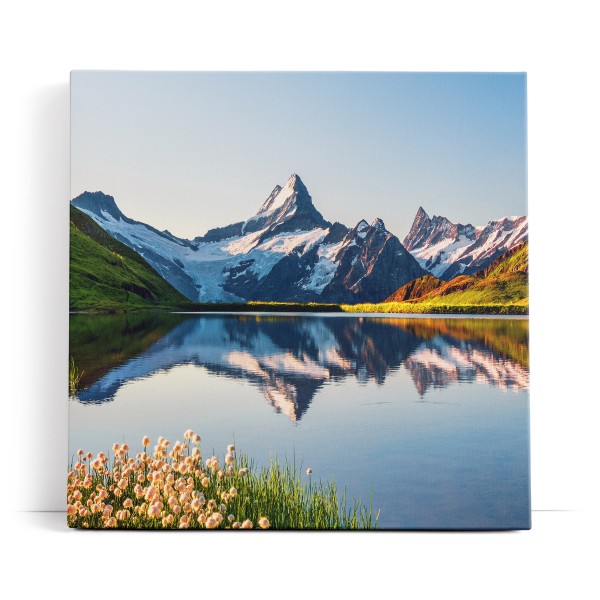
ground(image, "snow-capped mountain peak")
xmin=71 ymin=173 xmax=528 ymax=305
xmin=256 ymin=173 xmax=304 ymax=215
xmin=403 ymin=207 xmax=528 ymax=280
xmin=71 ymin=175 xmax=425 ymax=304
xmin=241 ymin=173 xmax=329 ymax=237
xmin=257 ymin=185 xmax=283 ymax=214
xmin=352 ymin=219 xmax=370 ymax=238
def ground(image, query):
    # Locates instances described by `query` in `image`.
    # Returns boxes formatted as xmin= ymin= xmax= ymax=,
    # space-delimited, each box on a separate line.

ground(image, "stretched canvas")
xmin=68 ymin=71 xmax=530 ymax=530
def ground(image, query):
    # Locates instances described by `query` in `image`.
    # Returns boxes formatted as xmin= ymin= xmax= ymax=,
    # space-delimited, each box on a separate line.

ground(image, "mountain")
xmin=239 ymin=173 xmax=331 ymax=237
xmin=479 ymin=240 xmax=528 ymax=277
xmin=319 ymin=218 xmax=425 ymax=302
xmin=71 ymin=191 xmax=202 ymax=300
xmin=386 ymin=242 xmax=528 ymax=308
xmin=70 ymin=205 xmax=189 ymax=311
xmin=71 ymin=174 xmax=425 ymax=304
xmin=403 ymin=207 xmax=527 ymax=280
xmin=383 ymin=274 xmax=442 ymax=302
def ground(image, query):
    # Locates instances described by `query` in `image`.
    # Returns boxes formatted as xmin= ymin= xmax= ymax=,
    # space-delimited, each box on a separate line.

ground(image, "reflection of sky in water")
xmin=69 ymin=315 xmax=530 ymax=529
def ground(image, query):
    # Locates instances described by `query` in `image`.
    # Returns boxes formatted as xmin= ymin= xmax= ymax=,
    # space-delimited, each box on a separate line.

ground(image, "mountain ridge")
xmin=71 ymin=174 xmax=426 ymax=304
xmin=403 ymin=206 xmax=527 ymax=280
xmin=385 ymin=241 xmax=528 ymax=307
xmin=71 ymin=174 xmax=527 ymax=307
xmin=69 ymin=205 xmax=189 ymax=311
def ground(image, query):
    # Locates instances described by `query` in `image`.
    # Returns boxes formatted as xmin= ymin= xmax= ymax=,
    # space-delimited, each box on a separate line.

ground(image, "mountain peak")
xmin=416 ymin=206 xmax=430 ymax=220
xmin=256 ymin=174 xmax=309 ymax=216
xmin=371 ymin=217 xmax=386 ymax=231
xmin=71 ymin=191 xmax=125 ymax=222
xmin=257 ymin=185 xmax=283 ymax=215
xmin=403 ymin=206 xmax=433 ymax=251
xmin=284 ymin=173 xmax=309 ymax=195
xmin=242 ymin=174 xmax=330 ymax=236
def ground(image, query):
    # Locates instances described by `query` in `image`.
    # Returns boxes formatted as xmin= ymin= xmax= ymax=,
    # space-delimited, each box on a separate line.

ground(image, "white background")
xmin=1 ymin=1 xmax=598 ymax=597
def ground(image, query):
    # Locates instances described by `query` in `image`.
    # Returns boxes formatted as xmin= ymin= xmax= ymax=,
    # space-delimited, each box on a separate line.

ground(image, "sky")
xmin=71 ymin=71 xmax=527 ymax=240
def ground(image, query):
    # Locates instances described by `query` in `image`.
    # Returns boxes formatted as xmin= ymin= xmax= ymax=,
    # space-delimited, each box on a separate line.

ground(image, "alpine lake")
xmin=69 ymin=312 xmax=530 ymax=530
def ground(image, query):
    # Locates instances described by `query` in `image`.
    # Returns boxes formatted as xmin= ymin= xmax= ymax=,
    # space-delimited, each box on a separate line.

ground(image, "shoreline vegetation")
xmin=69 ymin=357 xmax=84 ymax=396
xmin=68 ymin=431 xmax=378 ymax=530
xmin=71 ymin=300 xmax=528 ymax=315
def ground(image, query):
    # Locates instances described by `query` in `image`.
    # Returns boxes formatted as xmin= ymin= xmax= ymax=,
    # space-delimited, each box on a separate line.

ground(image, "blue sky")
xmin=71 ymin=71 xmax=527 ymax=240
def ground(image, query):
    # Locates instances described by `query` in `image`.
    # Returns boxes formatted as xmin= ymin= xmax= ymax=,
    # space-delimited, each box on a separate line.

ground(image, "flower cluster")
xmin=67 ymin=430 xmax=270 ymax=530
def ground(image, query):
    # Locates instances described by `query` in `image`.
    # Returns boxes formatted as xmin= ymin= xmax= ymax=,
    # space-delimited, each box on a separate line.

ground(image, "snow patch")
xmin=302 ymin=241 xmax=343 ymax=294
xmin=78 ymin=203 xmax=331 ymax=302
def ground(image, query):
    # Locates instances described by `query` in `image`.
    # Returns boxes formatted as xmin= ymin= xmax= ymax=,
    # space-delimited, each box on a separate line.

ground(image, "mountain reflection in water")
xmin=71 ymin=314 xmax=529 ymax=421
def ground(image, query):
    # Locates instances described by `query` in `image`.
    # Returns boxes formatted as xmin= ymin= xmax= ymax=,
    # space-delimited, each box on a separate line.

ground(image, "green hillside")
xmin=347 ymin=242 xmax=528 ymax=314
xmin=70 ymin=205 xmax=189 ymax=311
xmin=418 ymin=242 xmax=528 ymax=308
xmin=482 ymin=242 xmax=528 ymax=278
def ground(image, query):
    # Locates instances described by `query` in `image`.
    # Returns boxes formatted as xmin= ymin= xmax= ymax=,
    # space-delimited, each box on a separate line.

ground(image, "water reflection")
xmin=71 ymin=314 xmax=529 ymax=421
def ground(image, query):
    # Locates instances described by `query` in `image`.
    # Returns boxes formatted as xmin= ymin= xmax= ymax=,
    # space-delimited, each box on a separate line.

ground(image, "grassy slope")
xmin=70 ymin=205 xmax=189 ymax=311
xmin=482 ymin=241 xmax=528 ymax=277
xmin=351 ymin=242 xmax=528 ymax=314
xmin=419 ymin=242 xmax=528 ymax=307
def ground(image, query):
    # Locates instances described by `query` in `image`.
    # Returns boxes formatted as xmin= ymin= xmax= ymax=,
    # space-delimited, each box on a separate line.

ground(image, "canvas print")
xmin=68 ymin=72 xmax=530 ymax=530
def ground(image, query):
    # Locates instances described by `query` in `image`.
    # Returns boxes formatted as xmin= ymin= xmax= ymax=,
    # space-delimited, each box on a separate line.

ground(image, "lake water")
xmin=69 ymin=312 xmax=530 ymax=530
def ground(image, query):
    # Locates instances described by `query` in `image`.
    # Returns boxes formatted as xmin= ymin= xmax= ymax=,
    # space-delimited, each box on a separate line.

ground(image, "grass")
xmin=341 ymin=302 xmax=528 ymax=315
xmin=181 ymin=301 xmax=343 ymax=312
xmin=224 ymin=456 xmax=377 ymax=529
xmin=69 ymin=357 xmax=84 ymax=396
xmin=70 ymin=206 xmax=189 ymax=312
xmin=483 ymin=242 xmax=528 ymax=278
xmin=67 ymin=430 xmax=378 ymax=530
xmin=411 ymin=274 xmax=528 ymax=308
xmin=177 ymin=300 xmax=527 ymax=314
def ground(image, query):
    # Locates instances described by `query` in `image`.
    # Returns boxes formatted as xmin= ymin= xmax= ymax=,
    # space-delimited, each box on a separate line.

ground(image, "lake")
xmin=69 ymin=312 xmax=530 ymax=529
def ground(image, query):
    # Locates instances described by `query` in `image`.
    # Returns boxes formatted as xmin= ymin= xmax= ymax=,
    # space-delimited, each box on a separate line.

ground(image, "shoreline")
xmin=70 ymin=308 xmax=529 ymax=319
xmin=171 ymin=311 xmax=529 ymax=320
xmin=70 ymin=300 xmax=528 ymax=317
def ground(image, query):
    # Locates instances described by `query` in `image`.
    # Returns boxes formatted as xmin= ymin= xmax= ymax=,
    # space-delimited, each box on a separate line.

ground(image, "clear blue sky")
xmin=71 ymin=71 xmax=527 ymax=240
